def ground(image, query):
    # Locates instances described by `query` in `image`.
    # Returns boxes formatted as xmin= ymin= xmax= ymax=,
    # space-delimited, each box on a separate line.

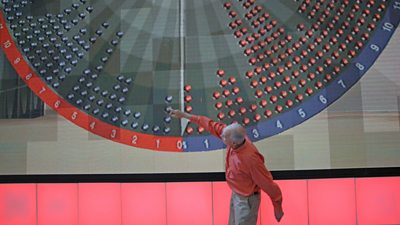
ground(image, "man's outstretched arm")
xmin=169 ymin=109 xmax=226 ymax=138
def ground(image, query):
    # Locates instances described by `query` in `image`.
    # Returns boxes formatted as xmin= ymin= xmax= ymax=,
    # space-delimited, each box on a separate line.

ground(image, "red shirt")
xmin=190 ymin=116 xmax=282 ymax=208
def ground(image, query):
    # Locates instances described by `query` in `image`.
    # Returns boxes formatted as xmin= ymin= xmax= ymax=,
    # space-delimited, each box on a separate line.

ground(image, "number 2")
xmin=132 ymin=135 xmax=138 ymax=144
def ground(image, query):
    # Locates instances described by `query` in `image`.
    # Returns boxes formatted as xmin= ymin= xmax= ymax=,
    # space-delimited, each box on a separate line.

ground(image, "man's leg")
xmin=246 ymin=193 xmax=261 ymax=224
xmin=228 ymin=192 xmax=235 ymax=225
xmin=231 ymin=192 xmax=260 ymax=225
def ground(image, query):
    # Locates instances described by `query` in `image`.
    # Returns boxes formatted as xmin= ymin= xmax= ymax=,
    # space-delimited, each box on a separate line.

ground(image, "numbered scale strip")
xmin=0 ymin=11 xmax=188 ymax=152
xmin=182 ymin=1 xmax=400 ymax=152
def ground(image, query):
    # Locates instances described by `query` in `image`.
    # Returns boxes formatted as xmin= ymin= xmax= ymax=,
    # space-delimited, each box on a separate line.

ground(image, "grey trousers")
xmin=228 ymin=191 xmax=261 ymax=225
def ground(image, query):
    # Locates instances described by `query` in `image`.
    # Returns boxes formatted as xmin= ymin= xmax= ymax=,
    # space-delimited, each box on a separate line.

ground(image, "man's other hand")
xmin=274 ymin=206 xmax=284 ymax=222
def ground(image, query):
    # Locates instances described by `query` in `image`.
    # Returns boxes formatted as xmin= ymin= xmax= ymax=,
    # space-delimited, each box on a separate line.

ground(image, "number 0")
xmin=177 ymin=141 xmax=187 ymax=150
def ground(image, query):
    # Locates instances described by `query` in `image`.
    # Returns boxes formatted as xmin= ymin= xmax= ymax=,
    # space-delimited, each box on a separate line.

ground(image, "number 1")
xmin=156 ymin=139 xmax=160 ymax=148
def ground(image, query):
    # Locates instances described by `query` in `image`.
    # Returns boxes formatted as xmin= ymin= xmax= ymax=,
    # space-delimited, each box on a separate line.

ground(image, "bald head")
xmin=221 ymin=123 xmax=246 ymax=147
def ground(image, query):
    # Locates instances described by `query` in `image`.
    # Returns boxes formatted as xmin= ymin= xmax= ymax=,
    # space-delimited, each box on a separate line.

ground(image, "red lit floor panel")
xmin=78 ymin=183 xmax=121 ymax=225
xmin=356 ymin=177 xmax=400 ymax=225
xmin=0 ymin=184 xmax=37 ymax=225
xmin=212 ymin=182 xmax=233 ymax=225
xmin=166 ymin=182 xmax=213 ymax=225
xmin=260 ymin=180 xmax=308 ymax=225
xmin=308 ymin=178 xmax=357 ymax=225
xmin=0 ymin=177 xmax=400 ymax=225
xmin=121 ymin=183 xmax=166 ymax=225
xmin=37 ymin=184 xmax=78 ymax=225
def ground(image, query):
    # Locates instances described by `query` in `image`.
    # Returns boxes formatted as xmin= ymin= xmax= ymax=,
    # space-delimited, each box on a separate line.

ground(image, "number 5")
xmin=298 ymin=108 xmax=306 ymax=118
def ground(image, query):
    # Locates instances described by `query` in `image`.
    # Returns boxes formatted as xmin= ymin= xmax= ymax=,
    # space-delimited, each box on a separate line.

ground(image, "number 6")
xmin=298 ymin=108 xmax=306 ymax=118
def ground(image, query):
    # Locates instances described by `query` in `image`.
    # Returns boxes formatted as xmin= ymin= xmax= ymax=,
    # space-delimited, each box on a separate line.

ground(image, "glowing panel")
xmin=0 ymin=184 xmax=36 ymax=225
xmin=212 ymin=182 xmax=231 ymax=225
xmin=121 ymin=183 xmax=166 ymax=225
xmin=308 ymin=178 xmax=356 ymax=225
xmin=259 ymin=180 xmax=308 ymax=225
xmin=356 ymin=177 xmax=400 ymax=225
xmin=79 ymin=183 xmax=121 ymax=225
xmin=166 ymin=182 xmax=213 ymax=225
xmin=37 ymin=184 xmax=78 ymax=225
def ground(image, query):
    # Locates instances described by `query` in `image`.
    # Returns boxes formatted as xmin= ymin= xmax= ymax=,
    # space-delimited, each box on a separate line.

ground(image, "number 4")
xmin=3 ymin=40 xmax=11 ymax=48
xmin=276 ymin=120 xmax=283 ymax=129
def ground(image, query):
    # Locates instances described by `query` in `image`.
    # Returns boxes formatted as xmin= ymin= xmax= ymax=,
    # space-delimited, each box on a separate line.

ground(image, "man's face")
xmin=221 ymin=129 xmax=234 ymax=146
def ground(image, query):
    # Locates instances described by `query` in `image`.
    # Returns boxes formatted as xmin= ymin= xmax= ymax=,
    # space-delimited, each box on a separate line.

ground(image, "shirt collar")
xmin=232 ymin=138 xmax=247 ymax=152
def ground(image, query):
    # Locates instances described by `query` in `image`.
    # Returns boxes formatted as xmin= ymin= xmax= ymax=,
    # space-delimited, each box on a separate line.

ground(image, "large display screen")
xmin=0 ymin=0 xmax=399 ymax=175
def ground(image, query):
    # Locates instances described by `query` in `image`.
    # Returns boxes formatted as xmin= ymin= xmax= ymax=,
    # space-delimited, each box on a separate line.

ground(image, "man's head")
xmin=221 ymin=123 xmax=246 ymax=148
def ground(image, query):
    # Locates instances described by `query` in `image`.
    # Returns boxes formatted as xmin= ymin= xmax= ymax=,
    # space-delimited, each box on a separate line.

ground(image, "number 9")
xmin=370 ymin=44 xmax=380 ymax=52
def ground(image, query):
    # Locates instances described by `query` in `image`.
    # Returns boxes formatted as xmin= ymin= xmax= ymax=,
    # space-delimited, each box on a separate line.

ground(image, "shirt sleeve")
xmin=248 ymin=154 xmax=283 ymax=209
xmin=189 ymin=115 xmax=226 ymax=138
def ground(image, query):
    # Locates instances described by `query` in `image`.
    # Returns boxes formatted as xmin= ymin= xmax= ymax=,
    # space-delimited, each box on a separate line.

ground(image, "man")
xmin=169 ymin=109 xmax=284 ymax=224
